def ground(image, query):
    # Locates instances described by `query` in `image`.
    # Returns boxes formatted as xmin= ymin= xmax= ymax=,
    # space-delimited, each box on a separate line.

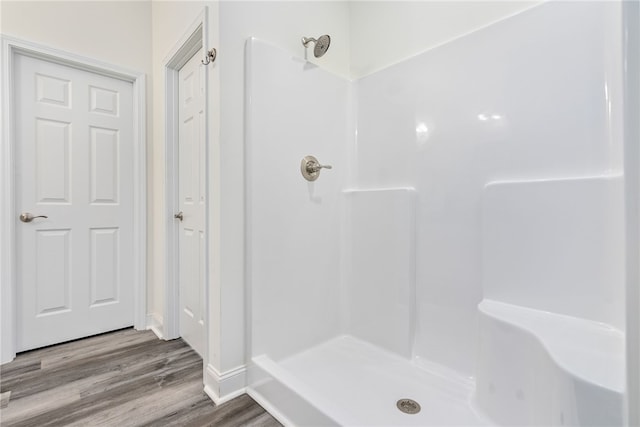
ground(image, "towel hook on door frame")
xmin=202 ymin=48 xmax=217 ymax=65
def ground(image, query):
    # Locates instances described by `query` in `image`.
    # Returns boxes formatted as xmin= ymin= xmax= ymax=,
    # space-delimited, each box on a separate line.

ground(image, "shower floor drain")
xmin=396 ymin=398 xmax=421 ymax=414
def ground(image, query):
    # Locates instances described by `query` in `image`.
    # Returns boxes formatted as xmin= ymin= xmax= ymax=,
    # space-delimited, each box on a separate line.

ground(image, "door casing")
xmin=163 ymin=8 xmax=210 ymax=347
xmin=1 ymin=35 xmax=147 ymax=364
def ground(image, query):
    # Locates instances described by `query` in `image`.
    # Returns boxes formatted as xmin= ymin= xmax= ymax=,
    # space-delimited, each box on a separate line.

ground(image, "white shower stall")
xmin=245 ymin=2 xmax=631 ymax=425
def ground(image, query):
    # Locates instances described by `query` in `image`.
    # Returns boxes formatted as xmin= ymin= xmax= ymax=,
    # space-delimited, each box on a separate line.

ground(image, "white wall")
xmin=352 ymin=1 xmax=624 ymax=375
xmin=1 ymin=1 xmax=152 ymax=75
xmin=344 ymin=189 xmax=415 ymax=358
xmin=217 ymin=1 xmax=350 ymax=375
xmin=246 ymin=38 xmax=348 ymax=362
xmin=348 ymin=1 xmax=541 ymax=78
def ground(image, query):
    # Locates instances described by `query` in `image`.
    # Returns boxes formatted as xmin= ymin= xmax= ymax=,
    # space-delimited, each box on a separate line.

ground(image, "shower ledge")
xmin=477 ymin=299 xmax=624 ymax=426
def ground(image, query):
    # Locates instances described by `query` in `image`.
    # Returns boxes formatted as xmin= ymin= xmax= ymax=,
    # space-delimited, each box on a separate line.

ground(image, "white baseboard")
xmin=204 ymin=363 xmax=247 ymax=405
xmin=146 ymin=314 xmax=164 ymax=339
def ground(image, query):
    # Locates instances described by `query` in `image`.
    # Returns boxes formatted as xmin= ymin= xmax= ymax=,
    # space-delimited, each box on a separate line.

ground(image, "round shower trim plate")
xmin=396 ymin=398 xmax=421 ymax=414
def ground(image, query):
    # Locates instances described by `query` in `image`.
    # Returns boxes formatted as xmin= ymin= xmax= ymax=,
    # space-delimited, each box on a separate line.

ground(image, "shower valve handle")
xmin=301 ymin=155 xmax=332 ymax=182
xmin=306 ymin=162 xmax=332 ymax=173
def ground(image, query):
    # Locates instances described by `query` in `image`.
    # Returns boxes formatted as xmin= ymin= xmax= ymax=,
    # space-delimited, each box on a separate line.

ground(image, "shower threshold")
xmin=247 ymin=336 xmax=493 ymax=426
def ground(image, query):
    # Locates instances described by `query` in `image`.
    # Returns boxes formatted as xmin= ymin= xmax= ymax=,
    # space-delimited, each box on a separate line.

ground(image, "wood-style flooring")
xmin=0 ymin=328 xmax=282 ymax=427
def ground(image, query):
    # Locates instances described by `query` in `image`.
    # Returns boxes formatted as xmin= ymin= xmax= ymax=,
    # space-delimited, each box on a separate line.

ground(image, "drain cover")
xmin=397 ymin=398 xmax=421 ymax=414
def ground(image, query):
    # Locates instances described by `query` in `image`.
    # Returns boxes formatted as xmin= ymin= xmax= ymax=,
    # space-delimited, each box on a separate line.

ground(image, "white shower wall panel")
xmin=482 ymin=176 xmax=625 ymax=329
xmin=343 ymin=188 xmax=416 ymax=358
xmin=245 ymin=38 xmax=349 ymax=361
xmin=354 ymin=1 xmax=624 ymax=375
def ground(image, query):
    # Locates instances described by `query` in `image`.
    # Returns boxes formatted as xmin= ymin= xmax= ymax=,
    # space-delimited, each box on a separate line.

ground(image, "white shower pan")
xmin=250 ymin=336 xmax=491 ymax=426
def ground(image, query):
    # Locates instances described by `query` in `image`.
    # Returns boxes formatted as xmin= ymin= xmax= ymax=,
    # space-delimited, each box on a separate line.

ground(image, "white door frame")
xmin=163 ymin=8 xmax=210 ymax=343
xmin=0 ymin=35 xmax=147 ymax=364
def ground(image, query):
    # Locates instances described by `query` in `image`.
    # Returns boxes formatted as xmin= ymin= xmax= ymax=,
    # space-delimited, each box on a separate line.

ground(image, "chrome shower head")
xmin=301 ymin=34 xmax=331 ymax=58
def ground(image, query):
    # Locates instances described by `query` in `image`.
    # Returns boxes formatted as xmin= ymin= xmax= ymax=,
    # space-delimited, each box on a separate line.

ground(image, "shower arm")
xmin=301 ymin=36 xmax=317 ymax=47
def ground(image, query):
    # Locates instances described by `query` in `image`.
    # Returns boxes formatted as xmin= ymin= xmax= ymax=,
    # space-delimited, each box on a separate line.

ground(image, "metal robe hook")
xmin=202 ymin=48 xmax=217 ymax=65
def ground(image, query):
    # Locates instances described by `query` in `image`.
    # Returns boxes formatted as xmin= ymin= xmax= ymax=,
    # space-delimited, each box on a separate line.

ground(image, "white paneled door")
xmin=177 ymin=49 xmax=205 ymax=357
xmin=15 ymin=53 xmax=134 ymax=352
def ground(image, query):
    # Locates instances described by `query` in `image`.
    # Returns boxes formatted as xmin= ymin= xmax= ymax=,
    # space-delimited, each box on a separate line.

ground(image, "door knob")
xmin=174 ymin=211 xmax=184 ymax=221
xmin=20 ymin=212 xmax=48 ymax=223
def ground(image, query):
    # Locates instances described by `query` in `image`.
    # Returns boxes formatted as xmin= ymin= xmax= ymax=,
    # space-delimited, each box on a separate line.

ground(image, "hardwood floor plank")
xmin=0 ymin=359 xmax=41 ymax=379
xmin=13 ymin=355 xmax=202 ymax=426
xmin=40 ymin=328 xmax=157 ymax=370
xmin=0 ymin=391 xmax=11 ymax=409
xmin=241 ymin=412 xmax=284 ymax=427
xmin=67 ymin=378 xmax=204 ymax=426
xmin=0 ymin=329 xmax=281 ymax=427
xmin=2 ymin=328 xmax=143 ymax=371
xmin=140 ymin=394 xmax=217 ymax=427
xmin=174 ymin=394 xmax=282 ymax=427
xmin=191 ymin=394 xmax=282 ymax=427
xmin=4 ymin=337 xmax=189 ymax=400
xmin=1 ymin=342 xmax=195 ymax=424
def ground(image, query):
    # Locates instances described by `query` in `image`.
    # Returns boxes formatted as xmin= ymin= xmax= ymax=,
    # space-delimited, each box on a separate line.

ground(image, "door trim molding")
xmin=163 ymin=8 xmax=210 ymax=341
xmin=0 ymin=35 xmax=147 ymax=363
